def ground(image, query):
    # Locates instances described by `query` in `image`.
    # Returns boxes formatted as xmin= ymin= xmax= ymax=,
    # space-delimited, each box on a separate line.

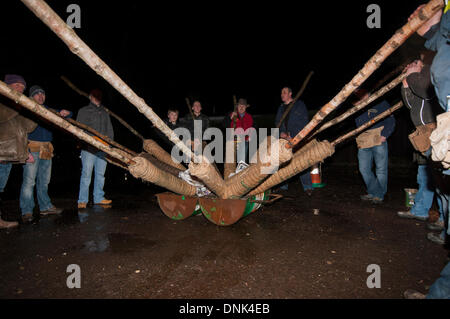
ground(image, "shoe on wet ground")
xmin=0 ymin=217 xmax=19 ymax=229
xmin=427 ymin=220 xmax=445 ymax=231
xmin=427 ymin=232 xmax=445 ymax=245
xmin=21 ymin=213 xmax=33 ymax=223
xmin=360 ymin=194 xmax=373 ymax=201
xmin=40 ymin=206 xmax=63 ymax=216
xmin=77 ymin=202 xmax=87 ymax=209
xmin=404 ymin=289 xmax=426 ymax=299
xmin=94 ymin=199 xmax=112 ymax=205
xmin=397 ymin=210 xmax=427 ymax=221
xmin=371 ymin=197 xmax=383 ymax=204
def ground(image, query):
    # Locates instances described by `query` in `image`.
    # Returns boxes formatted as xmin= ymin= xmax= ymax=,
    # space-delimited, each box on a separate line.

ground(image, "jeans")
xmin=410 ymin=164 xmax=436 ymax=218
xmin=357 ymin=142 xmax=388 ymax=200
xmin=426 ymin=262 xmax=450 ymax=299
xmin=78 ymin=150 xmax=107 ymax=204
xmin=280 ymin=169 xmax=313 ymax=192
xmin=300 ymin=169 xmax=313 ymax=191
xmin=20 ymin=152 xmax=53 ymax=214
xmin=0 ymin=163 xmax=12 ymax=193
xmin=436 ymin=188 xmax=450 ymax=238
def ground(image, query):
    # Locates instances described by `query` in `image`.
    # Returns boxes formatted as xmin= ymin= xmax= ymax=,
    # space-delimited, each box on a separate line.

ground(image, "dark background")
xmin=1 ymin=0 xmax=432 ymax=160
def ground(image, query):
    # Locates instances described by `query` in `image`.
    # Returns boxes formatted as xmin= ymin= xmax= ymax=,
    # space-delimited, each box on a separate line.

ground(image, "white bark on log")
xmin=0 ymin=80 xmax=132 ymax=165
xmin=60 ymin=76 xmax=145 ymax=141
xmin=313 ymin=72 xmax=407 ymax=136
xmin=288 ymin=0 xmax=444 ymax=148
xmin=331 ymin=101 xmax=404 ymax=146
xmin=20 ymin=0 xmax=195 ymax=162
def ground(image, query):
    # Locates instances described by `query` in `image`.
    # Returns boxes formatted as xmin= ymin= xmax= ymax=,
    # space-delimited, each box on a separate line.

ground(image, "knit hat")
xmin=4 ymin=74 xmax=26 ymax=88
xmin=29 ymin=85 xmax=45 ymax=97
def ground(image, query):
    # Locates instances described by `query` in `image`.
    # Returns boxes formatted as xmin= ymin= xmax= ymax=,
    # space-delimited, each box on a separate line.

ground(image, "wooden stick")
xmin=331 ymin=101 xmax=404 ymax=146
xmin=287 ymin=0 xmax=444 ymax=148
xmin=276 ymin=70 xmax=314 ymax=128
xmin=185 ymin=97 xmax=195 ymax=120
xmin=60 ymin=75 xmax=145 ymax=141
xmin=0 ymin=80 xmax=133 ymax=165
xmin=21 ymin=0 xmax=198 ymax=163
xmin=312 ymin=71 xmax=407 ymax=137
xmin=249 ymin=102 xmax=404 ymax=195
xmin=231 ymin=95 xmax=238 ymax=128
xmin=48 ymin=108 xmax=138 ymax=157
xmin=371 ymin=62 xmax=410 ymax=91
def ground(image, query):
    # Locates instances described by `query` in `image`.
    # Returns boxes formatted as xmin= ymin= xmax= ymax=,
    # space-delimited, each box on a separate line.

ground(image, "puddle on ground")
xmin=50 ymin=209 xmax=80 ymax=225
xmin=82 ymin=235 xmax=110 ymax=253
xmin=107 ymin=233 xmax=157 ymax=253
xmin=79 ymin=233 xmax=157 ymax=254
xmin=52 ymin=206 xmax=111 ymax=225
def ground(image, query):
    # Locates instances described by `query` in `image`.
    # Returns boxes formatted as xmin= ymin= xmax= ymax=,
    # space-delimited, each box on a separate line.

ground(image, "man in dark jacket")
xmin=76 ymin=89 xmax=114 ymax=209
xmin=354 ymin=89 xmax=396 ymax=204
xmin=0 ymin=74 xmax=36 ymax=228
xmin=404 ymin=3 xmax=450 ymax=300
xmin=180 ymin=100 xmax=209 ymax=151
xmin=275 ymin=87 xmax=313 ymax=194
xmin=19 ymin=85 xmax=72 ymax=222
xmin=397 ymin=60 xmax=443 ymax=229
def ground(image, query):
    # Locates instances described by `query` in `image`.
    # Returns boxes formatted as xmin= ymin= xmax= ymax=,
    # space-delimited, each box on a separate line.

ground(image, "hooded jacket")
xmin=401 ymin=64 xmax=441 ymax=127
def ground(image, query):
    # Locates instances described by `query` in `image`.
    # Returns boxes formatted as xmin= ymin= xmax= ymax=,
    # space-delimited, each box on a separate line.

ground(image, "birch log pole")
xmin=0 ymin=81 xmax=133 ymax=165
xmin=287 ymin=0 xmax=444 ymax=148
xmin=20 ymin=0 xmax=197 ymax=162
xmin=249 ymin=101 xmax=404 ymax=195
xmin=371 ymin=61 xmax=411 ymax=91
xmin=331 ymin=101 xmax=404 ymax=146
xmin=60 ymin=76 xmax=145 ymax=141
xmin=312 ymin=72 xmax=407 ymax=137
xmin=48 ymin=109 xmax=138 ymax=157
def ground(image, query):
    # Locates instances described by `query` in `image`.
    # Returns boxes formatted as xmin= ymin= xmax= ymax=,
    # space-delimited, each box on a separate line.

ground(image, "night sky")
xmin=2 ymin=0 xmax=428 ymax=137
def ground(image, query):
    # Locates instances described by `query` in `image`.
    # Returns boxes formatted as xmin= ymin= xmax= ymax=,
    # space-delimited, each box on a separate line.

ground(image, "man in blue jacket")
xmin=404 ymin=2 xmax=450 ymax=300
xmin=20 ymin=85 xmax=72 ymax=223
xmin=416 ymin=2 xmax=449 ymax=111
xmin=275 ymin=87 xmax=313 ymax=195
xmin=353 ymin=89 xmax=396 ymax=204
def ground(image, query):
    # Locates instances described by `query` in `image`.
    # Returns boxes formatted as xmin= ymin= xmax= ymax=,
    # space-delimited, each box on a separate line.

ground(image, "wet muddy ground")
xmin=0 ymin=162 xmax=448 ymax=299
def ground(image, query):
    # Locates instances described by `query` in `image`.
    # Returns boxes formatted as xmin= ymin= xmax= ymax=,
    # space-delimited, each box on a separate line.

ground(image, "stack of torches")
xmin=0 ymin=0 xmax=444 ymax=201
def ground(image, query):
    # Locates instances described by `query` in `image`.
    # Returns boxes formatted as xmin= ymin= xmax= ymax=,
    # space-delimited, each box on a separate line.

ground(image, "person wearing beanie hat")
xmin=4 ymin=74 xmax=26 ymax=91
xmin=19 ymin=85 xmax=72 ymax=222
xmin=76 ymin=88 xmax=114 ymax=208
xmin=0 ymin=74 xmax=36 ymax=229
xmin=29 ymin=85 xmax=45 ymax=98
